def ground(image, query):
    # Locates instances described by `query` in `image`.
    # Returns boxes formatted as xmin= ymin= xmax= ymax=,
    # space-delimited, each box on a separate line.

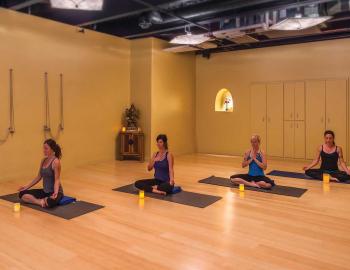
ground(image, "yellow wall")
xmin=151 ymin=39 xmax=196 ymax=155
xmin=130 ymin=38 xmax=196 ymax=158
xmin=196 ymin=38 xmax=350 ymax=156
xmin=0 ymin=8 xmax=130 ymax=181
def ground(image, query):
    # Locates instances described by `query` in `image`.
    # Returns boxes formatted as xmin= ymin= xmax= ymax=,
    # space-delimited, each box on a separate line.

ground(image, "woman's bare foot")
xmin=40 ymin=199 xmax=46 ymax=208
xmin=152 ymin=188 xmax=166 ymax=195
xmin=330 ymin=177 xmax=340 ymax=182
xmin=250 ymin=181 xmax=261 ymax=188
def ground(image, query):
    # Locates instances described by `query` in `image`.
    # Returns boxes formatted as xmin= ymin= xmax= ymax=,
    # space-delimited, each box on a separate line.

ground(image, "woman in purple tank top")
xmin=135 ymin=134 xmax=175 ymax=195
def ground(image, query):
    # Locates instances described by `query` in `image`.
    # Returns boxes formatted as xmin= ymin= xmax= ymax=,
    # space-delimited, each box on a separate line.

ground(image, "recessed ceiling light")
xmin=170 ymin=33 xmax=211 ymax=45
xmin=50 ymin=0 xmax=103 ymax=11
xmin=270 ymin=16 xmax=331 ymax=31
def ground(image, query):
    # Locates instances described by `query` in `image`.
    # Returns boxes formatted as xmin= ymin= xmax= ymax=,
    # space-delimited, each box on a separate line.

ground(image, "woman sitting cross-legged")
xmin=303 ymin=130 xmax=350 ymax=182
xmin=134 ymin=134 xmax=175 ymax=195
xmin=230 ymin=135 xmax=275 ymax=189
xmin=18 ymin=139 xmax=64 ymax=208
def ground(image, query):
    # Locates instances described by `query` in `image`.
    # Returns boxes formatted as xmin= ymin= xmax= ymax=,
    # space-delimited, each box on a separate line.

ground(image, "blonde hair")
xmin=251 ymin=134 xmax=261 ymax=144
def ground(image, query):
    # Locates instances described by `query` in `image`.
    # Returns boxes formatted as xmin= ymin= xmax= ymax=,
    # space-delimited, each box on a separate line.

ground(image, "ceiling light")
xmin=170 ymin=33 xmax=210 ymax=45
xmin=270 ymin=16 xmax=331 ymax=31
xmin=50 ymin=0 xmax=103 ymax=11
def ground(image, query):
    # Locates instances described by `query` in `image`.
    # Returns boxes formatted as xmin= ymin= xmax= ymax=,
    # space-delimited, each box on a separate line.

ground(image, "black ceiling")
xmin=1 ymin=0 xmax=350 ymax=55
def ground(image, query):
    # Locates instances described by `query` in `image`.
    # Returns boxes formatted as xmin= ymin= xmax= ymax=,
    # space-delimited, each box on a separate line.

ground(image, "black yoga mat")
xmin=267 ymin=170 xmax=350 ymax=184
xmin=199 ymin=176 xmax=307 ymax=198
xmin=267 ymin=170 xmax=312 ymax=180
xmin=0 ymin=193 xmax=104 ymax=220
xmin=113 ymin=184 xmax=222 ymax=208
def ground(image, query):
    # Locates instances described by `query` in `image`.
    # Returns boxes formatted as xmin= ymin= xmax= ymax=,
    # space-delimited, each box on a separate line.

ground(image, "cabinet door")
xmin=251 ymin=84 xmax=267 ymax=152
xmin=326 ymin=79 xmax=347 ymax=161
xmin=294 ymin=81 xmax=305 ymax=121
xmin=295 ymin=121 xmax=306 ymax=159
xmin=306 ymin=80 xmax=326 ymax=159
xmin=284 ymin=82 xmax=295 ymax=121
xmin=284 ymin=121 xmax=294 ymax=158
xmin=267 ymin=83 xmax=284 ymax=157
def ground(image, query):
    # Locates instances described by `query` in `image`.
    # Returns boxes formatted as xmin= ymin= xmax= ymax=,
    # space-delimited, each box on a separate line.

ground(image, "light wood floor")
xmin=1 ymin=154 xmax=350 ymax=270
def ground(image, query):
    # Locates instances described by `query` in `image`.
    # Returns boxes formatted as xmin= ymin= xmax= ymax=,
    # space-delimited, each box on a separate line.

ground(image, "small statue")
xmin=124 ymin=104 xmax=139 ymax=130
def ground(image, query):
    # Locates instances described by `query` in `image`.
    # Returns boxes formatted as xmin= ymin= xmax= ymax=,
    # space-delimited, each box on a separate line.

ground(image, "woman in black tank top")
xmin=18 ymin=139 xmax=64 ymax=208
xmin=303 ymin=130 xmax=350 ymax=182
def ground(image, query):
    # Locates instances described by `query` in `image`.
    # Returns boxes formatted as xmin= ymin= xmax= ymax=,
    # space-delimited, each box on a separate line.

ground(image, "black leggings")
xmin=305 ymin=169 xmax=350 ymax=182
xmin=19 ymin=189 xmax=63 ymax=208
xmin=134 ymin=179 xmax=174 ymax=194
xmin=230 ymin=174 xmax=276 ymax=187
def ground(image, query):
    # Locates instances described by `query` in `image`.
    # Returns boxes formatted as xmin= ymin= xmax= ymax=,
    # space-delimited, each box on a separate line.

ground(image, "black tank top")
xmin=320 ymin=145 xmax=339 ymax=171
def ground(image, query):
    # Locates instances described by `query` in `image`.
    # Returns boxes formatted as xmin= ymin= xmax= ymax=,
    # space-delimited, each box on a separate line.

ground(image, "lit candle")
xmin=323 ymin=173 xmax=330 ymax=183
xmin=139 ymin=190 xmax=145 ymax=199
xmin=13 ymin=203 xmax=21 ymax=212
xmin=122 ymin=127 xmax=126 ymax=132
xmin=239 ymin=184 xmax=245 ymax=192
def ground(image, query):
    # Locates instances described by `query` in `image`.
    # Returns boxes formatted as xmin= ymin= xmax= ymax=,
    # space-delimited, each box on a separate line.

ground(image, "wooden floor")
xmin=1 ymin=154 xmax=350 ymax=270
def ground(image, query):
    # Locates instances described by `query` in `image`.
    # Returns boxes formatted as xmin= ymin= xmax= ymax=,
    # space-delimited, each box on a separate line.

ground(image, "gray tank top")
xmin=41 ymin=158 xmax=63 ymax=194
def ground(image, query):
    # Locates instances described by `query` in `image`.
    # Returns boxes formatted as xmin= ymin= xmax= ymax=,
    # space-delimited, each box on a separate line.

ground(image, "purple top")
xmin=154 ymin=152 xmax=170 ymax=182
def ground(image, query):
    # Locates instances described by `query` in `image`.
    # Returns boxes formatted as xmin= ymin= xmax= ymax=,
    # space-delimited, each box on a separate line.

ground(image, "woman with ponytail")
xmin=18 ymin=139 xmax=64 ymax=208
xmin=135 ymin=134 xmax=175 ymax=195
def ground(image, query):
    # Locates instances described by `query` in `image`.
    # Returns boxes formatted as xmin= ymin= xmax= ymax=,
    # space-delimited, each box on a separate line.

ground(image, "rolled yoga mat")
xmin=113 ymin=184 xmax=222 ymax=208
xmin=267 ymin=170 xmax=350 ymax=184
xmin=198 ymin=176 xmax=307 ymax=198
xmin=0 ymin=193 xmax=104 ymax=220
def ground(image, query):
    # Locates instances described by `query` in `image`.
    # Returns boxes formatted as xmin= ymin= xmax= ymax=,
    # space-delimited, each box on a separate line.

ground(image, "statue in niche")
xmin=124 ymin=104 xmax=139 ymax=131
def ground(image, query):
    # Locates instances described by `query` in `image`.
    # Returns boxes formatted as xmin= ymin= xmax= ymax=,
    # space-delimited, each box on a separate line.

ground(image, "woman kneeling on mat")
xmin=230 ymin=135 xmax=275 ymax=189
xmin=135 ymin=134 xmax=175 ymax=195
xmin=18 ymin=139 xmax=64 ymax=208
xmin=303 ymin=130 xmax=350 ymax=182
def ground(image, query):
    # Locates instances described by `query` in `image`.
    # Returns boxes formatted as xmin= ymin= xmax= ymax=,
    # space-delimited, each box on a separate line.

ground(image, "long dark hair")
xmin=324 ymin=130 xmax=335 ymax=145
xmin=156 ymin=134 xmax=168 ymax=150
xmin=44 ymin=139 xmax=62 ymax=159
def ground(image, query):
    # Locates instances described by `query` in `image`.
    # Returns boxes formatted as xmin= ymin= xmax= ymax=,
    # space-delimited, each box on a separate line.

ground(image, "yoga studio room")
xmin=1 ymin=0 xmax=350 ymax=269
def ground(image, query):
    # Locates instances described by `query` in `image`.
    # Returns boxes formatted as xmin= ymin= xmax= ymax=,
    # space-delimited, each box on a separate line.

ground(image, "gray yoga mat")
xmin=267 ymin=170 xmax=350 ymax=184
xmin=113 ymin=184 xmax=222 ymax=208
xmin=199 ymin=176 xmax=307 ymax=198
xmin=0 ymin=193 xmax=104 ymax=220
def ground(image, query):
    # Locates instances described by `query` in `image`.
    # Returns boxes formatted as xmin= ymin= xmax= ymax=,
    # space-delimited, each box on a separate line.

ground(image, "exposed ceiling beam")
xmin=9 ymin=0 xmax=47 ymax=10
xmin=78 ymin=0 xmax=207 ymax=27
xmin=124 ymin=0 xmax=336 ymax=39
xmin=129 ymin=0 xmax=209 ymax=31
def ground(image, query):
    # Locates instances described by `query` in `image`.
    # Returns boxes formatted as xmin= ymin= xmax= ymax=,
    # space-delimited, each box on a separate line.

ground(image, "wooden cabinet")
xmin=306 ymin=79 xmax=347 ymax=160
xmin=326 ymin=79 xmax=347 ymax=160
xmin=251 ymin=83 xmax=267 ymax=152
xmin=284 ymin=81 xmax=305 ymax=121
xmin=251 ymin=78 xmax=347 ymax=161
xmin=267 ymin=83 xmax=284 ymax=157
xmin=305 ymin=80 xmax=326 ymax=159
xmin=119 ymin=131 xmax=144 ymax=161
xmin=284 ymin=121 xmax=305 ymax=159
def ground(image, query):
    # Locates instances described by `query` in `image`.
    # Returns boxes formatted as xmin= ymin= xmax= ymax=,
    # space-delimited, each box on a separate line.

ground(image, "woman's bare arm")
xmin=147 ymin=153 xmax=157 ymax=171
xmin=253 ymin=151 xmax=267 ymax=170
xmin=18 ymin=160 xmax=43 ymax=191
xmin=51 ymin=159 xmax=61 ymax=199
xmin=168 ymin=153 xmax=175 ymax=185
xmin=303 ymin=146 xmax=321 ymax=170
xmin=337 ymin=147 xmax=350 ymax=174
xmin=242 ymin=151 xmax=252 ymax=168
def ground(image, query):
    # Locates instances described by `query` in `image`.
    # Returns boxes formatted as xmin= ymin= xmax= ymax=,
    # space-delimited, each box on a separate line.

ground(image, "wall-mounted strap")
xmin=43 ymin=72 xmax=64 ymax=140
xmin=0 ymin=69 xmax=15 ymax=145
